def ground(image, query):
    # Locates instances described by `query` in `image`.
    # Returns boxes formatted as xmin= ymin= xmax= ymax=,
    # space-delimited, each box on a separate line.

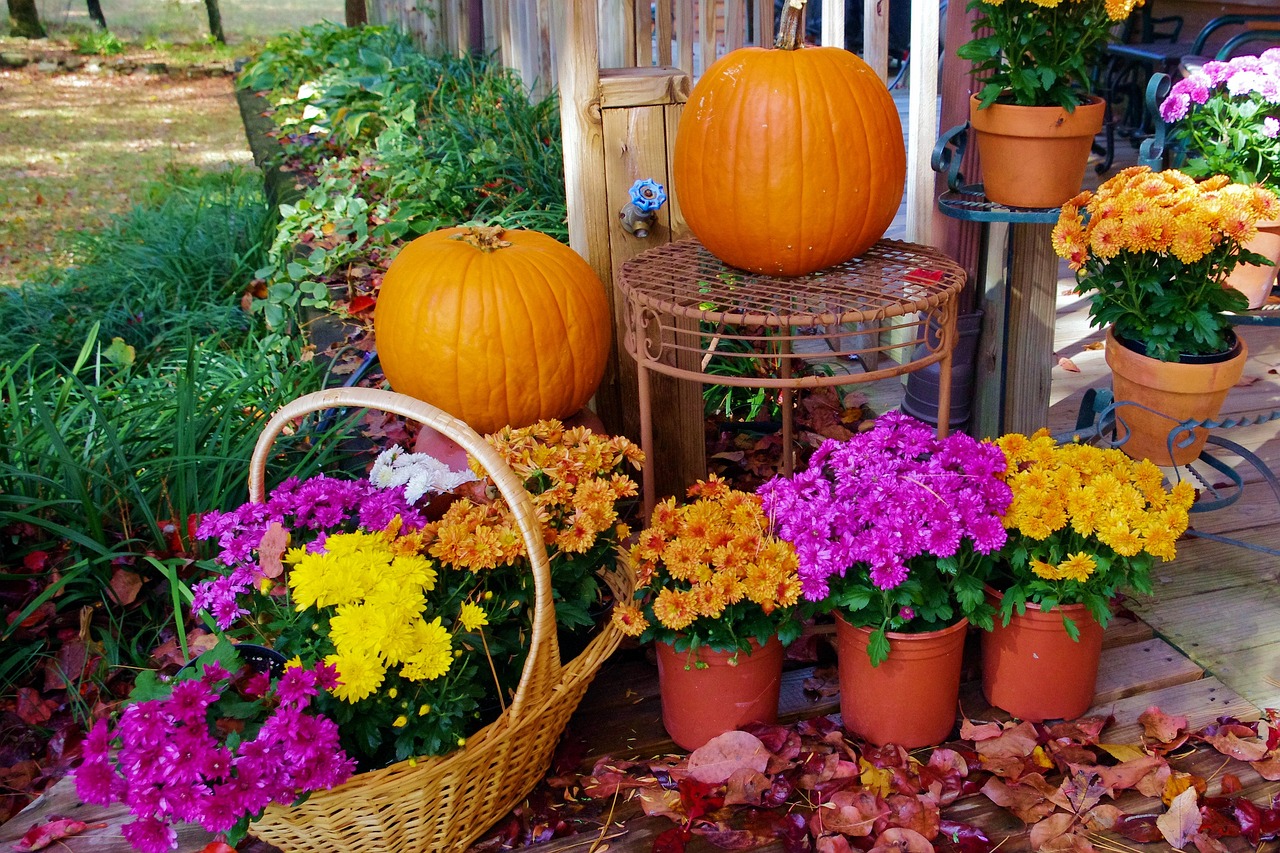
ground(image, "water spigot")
xmin=619 ymin=178 xmax=668 ymax=239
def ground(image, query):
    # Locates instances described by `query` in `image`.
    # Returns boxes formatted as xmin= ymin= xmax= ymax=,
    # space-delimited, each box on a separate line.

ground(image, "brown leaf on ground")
xmin=1057 ymin=357 xmax=1081 ymax=373
xmin=979 ymin=775 xmax=1057 ymax=824
xmin=687 ymin=731 xmax=770 ymax=784
xmin=959 ymin=717 xmax=1004 ymax=742
xmin=1028 ymin=813 xmax=1088 ymax=853
xmin=1082 ymin=341 xmax=1104 ymax=351
xmin=15 ymin=688 xmax=58 ymax=726
xmin=868 ymin=826 xmax=935 ymax=853
xmin=814 ymin=790 xmax=889 ymax=837
xmin=107 ymin=568 xmax=143 ymax=606
xmin=1090 ymin=754 xmax=1167 ymax=796
xmin=1140 ymin=706 xmax=1190 ymax=747
xmin=1202 ymin=731 xmax=1269 ymax=763
xmin=724 ymin=768 xmax=773 ymax=806
xmin=1157 ymin=786 xmax=1202 ymax=848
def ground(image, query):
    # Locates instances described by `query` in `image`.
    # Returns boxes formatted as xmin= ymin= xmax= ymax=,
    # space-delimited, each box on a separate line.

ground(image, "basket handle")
xmin=247 ymin=387 xmax=561 ymax=725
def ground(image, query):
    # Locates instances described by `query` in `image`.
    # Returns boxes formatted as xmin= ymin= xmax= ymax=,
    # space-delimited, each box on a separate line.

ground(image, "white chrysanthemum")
xmin=368 ymin=445 xmax=479 ymax=503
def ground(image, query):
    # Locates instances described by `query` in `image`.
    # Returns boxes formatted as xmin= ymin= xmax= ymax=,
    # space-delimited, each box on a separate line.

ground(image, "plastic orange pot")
xmin=655 ymin=636 xmax=783 ymax=751
xmin=835 ymin=614 xmax=967 ymax=748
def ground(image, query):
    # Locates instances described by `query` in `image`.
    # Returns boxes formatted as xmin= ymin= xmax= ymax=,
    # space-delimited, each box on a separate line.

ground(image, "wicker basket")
xmin=243 ymin=387 xmax=632 ymax=853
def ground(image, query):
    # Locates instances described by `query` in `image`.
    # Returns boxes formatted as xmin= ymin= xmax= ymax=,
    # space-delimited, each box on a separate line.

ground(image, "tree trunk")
xmin=345 ymin=0 xmax=367 ymax=27
xmin=7 ymin=0 xmax=45 ymax=38
xmin=204 ymin=0 xmax=225 ymax=43
xmin=85 ymin=0 xmax=107 ymax=29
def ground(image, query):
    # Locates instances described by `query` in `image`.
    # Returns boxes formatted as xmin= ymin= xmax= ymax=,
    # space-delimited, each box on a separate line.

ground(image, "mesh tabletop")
xmin=616 ymin=238 xmax=966 ymax=387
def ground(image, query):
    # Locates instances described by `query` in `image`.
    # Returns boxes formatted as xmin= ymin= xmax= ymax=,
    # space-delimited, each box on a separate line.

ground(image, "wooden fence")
xmin=366 ymin=1 xmax=907 ymax=101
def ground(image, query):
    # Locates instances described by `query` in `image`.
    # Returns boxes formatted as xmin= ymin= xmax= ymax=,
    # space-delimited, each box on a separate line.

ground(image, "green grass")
xmin=34 ymin=0 xmax=345 ymax=45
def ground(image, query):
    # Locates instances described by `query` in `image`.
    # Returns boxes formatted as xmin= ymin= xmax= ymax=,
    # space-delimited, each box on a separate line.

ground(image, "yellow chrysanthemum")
xmin=652 ymin=588 xmax=698 ymax=632
xmin=611 ymin=602 xmax=650 ymax=637
xmin=1056 ymin=552 xmax=1097 ymax=583
xmin=399 ymin=617 xmax=453 ymax=681
xmin=1030 ymin=559 xmax=1060 ymax=581
xmin=326 ymin=649 xmax=386 ymax=703
xmin=458 ymin=601 xmax=489 ymax=632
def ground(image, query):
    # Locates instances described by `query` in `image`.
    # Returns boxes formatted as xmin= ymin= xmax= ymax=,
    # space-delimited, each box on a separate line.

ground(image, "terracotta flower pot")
xmin=655 ymin=636 xmax=783 ymax=751
xmin=1104 ymin=327 xmax=1247 ymax=466
xmin=1224 ymin=218 xmax=1280 ymax=309
xmin=981 ymin=589 xmax=1103 ymax=722
xmin=835 ymin=614 xmax=967 ymax=748
xmin=969 ymin=95 xmax=1106 ymax=209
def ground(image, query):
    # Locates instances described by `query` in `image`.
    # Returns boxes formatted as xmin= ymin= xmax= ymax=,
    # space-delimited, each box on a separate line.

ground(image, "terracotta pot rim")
xmin=983 ymin=584 xmax=1093 ymax=616
xmin=1104 ymin=327 xmax=1248 ymax=393
xmin=968 ymin=94 xmax=1106 ymax=133
xmin=834 ymin=611 xmax=969 ymax=641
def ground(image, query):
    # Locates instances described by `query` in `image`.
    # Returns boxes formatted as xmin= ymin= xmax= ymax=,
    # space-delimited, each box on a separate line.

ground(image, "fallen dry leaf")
xmin=1140 ymin=706 xmax=1190 ymax=746
xmin=1057 ymin=356 xmax=1081 ymax=373
xmin=686 ymin=730 xmax=770 ymax=784
xmin=107 ymin=568 xmax=143 ymax=606
xmin=1157 ymin=786 xmax=1202 ymax=849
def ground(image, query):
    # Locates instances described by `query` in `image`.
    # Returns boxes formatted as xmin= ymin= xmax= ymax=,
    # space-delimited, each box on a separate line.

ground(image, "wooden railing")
xmin=365 ymin=1 xmax=904 ymax=98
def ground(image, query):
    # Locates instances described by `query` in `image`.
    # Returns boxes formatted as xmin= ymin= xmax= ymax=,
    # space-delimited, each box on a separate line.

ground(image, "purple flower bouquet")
xmin=759 ymin=413 xmax=1012 ymax=664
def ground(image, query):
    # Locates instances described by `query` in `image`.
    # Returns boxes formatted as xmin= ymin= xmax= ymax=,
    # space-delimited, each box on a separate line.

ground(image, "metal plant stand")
xmin=617 ymin=238 xmax=966 ymax=513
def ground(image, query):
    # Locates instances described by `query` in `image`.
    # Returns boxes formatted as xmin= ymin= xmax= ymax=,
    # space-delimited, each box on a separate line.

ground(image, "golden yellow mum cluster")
xmin=995 ymin=431 xmax=1195 ymax=563
xmin=430 ymin=420 xmax=642 ymax=571
xmin=1053 ymin=166 xmax=1280 ymax=269
xmin=982 ymin=0 xmax=1138 ymax=21
xmin=287 ymin=525 xmax=460 ymax=703
xmin=613 ymin=476 xmax=802 ymax=636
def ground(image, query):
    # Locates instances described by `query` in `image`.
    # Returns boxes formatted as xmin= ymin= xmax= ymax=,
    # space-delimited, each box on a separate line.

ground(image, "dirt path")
xmin=0 ymin=56 xmax=255 ymax=286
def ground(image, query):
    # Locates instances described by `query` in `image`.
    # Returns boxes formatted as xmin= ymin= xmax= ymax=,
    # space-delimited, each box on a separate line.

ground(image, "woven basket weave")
xmin=243 ymin=387 xmax=632 ymax=853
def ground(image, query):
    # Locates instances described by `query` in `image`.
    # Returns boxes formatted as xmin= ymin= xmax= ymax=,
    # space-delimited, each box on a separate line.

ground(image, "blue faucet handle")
xmin=628 ymin=179 xmax=668 ymax=213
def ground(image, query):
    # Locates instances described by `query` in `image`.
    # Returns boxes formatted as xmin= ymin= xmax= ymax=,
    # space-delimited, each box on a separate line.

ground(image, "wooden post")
xmin=1003 ymin=223 xmax=1059 ymax=435
xmin=905 ymin=0 xmax=940 ymax=246
xmin=864 ymin=0 xmax=890 ymax=82
xmin=821 ymin=0 xmax=846 ymax=48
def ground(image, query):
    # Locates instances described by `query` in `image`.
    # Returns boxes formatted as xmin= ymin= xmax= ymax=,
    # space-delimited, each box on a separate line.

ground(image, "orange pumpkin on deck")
xmin=673 ymin=5 xmax=906 ymax=276
xmin=374 ymin=225 xmax=611 ymax=435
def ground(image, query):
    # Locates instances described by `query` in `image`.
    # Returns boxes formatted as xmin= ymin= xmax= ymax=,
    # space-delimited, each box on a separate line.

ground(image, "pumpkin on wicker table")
xmin=374 ymin=225 xmax=612 ymax=434
xmin=672 ymin=0 xmax=906 ymax=277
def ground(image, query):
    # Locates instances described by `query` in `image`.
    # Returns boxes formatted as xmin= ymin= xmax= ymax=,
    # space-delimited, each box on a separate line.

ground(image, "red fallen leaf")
xmin=1191 ymin=832 xmax=1231 ymax=853
xmin=687 ymin=730 xmax=770 ymax=784
xmin=1198 ymin=802 xmax=1243 ymax=839
xmin=742 ymin=721 xmax=803 ymax=763
xmin=958 ymin=717 xmax=1003 ymax=742
xmin=200 ymin=844 xmax=238 ymax=853
xmin=817 ymin=835 xmax=856 ymax=853
xmin=347 ymin=294 xmax=376 ymax=314
xmin=15 ymin=688 xmax=57 ymax=726
xmin=869 ymin=826 xmax=935 ymax=853
xmin=1046 ymin=716 xmax=1109 ymax=745
xmin=935 ymin=821 xmax=992 ymax=853
xmin=1091 ymin=754 xmax=1167 ymax=796
xmin=677 ymin=776 xmax=724 ymax=820
xmin=1057 ymin=356 xmax=1081 ymax=373
xmin=107 ymin=567 xmax=143 ymax=606
xmin=44 ymin=638 xmax=89 ymax=691
xmin=1140 ymin=706 xmax=1189 ymax=745
xmin=10 ymin=601 xmax=55 ymax=632
xmin=1028 ymin=812 xmax=1082 ymax=853
xmin=1053 ymin=770 xmax=1107 ymax=815
xmin=653 ymin=825 xmax=691 ymax=853
xmin=980 ymin=775 xmax=1057 ymax=824
xmin=1159 ymin=787 xmax=1203 ymax=848
xmin=1219 ymin=774 xmax=1243 ymax=795
xmin=1113 ymin=813 xmax=1166 ymax=843
xmin=724 ymin=768 xmax=773 ymax=807
xmin=1230 ymin=797 xmax=1264 ymax=844
xmin=257 ymin=522 xmax=290 ymax=579
xmin=1203 ymin=731 xmax=1269 ymax=763
xmin=1252 ymin=756 xmax=1280 ymax=781
xmin=973 ymin=721 xmax=1039 ymax=761
xmin=813 ymin=789 xmax=888 ymax=837
xmin=22 ymin=551 xmax=50 ymax=572
xmin=13 ymin=817 xmax=105 ymax=850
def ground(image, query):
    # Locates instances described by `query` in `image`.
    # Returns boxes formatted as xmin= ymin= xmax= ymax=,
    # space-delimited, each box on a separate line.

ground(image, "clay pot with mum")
xmin=760 ymin=413 xmax=1013 ymax=748
xmin=611 ymin=476 xmax=805 ymax=751
xmin=980 ymin=431 xmax=1195 ymax=721
xmin=1053 ymin=167 xmax=1278 ymax=465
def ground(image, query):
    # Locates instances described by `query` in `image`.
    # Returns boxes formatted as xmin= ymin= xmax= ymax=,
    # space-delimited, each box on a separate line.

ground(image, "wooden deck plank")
xmin=1128 ymin=589 xmax=1280 ymax=654
xmin=1092 ymin=637 xmax=1204 ymax=703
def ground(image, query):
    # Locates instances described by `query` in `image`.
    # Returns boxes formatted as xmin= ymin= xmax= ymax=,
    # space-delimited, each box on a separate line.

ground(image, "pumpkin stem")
xmin=452 ymin=225 xmax=512 ymax=252
xmin=774 ymin=0 xmax=808 ymax=50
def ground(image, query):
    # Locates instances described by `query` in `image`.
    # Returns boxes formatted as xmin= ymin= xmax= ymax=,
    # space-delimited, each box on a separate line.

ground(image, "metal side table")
xmin=617 ymin=238 xmax=966 ymax=514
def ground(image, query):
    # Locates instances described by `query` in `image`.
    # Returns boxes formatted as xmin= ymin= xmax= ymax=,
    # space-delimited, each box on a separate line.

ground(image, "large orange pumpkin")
xmin=673 ymin=6 xmax=906 ymax=276
xmin=374 ymin=226 xmax=611 ymax=435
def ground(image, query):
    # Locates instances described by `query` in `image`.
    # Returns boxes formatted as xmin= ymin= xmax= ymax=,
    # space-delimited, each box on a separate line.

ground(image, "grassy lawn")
xmin=2 ymin=2 xmax=345 ymax=286
xmin=34 ymin=0 xmax=347 ymax=45
xmin=0 ymin=71 xmax=254 ymax=285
